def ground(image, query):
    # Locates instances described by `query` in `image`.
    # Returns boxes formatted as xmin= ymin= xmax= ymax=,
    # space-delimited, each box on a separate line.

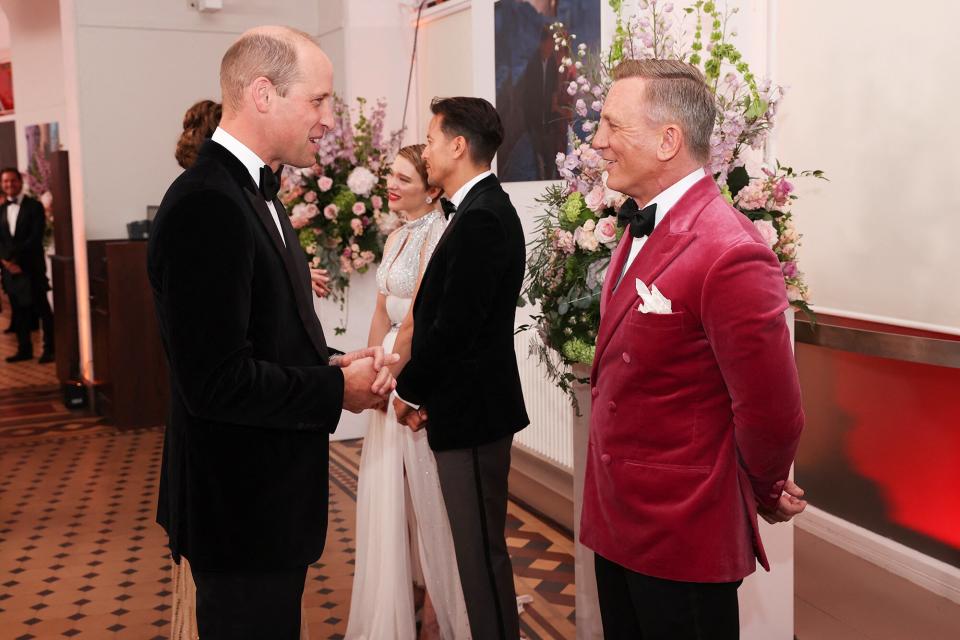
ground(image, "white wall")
xmin=0 ymin=0 xmax=66 ymax=170
xmin=776 ymin=0 xmax=960 ymax=330
xmin=70 ymin=0 xmax=328 ymax=240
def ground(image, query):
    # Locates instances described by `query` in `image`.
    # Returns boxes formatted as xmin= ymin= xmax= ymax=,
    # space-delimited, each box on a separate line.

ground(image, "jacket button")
xmin=600 ymin=453 xmax=612 ymax=465
xmin=608 ymin=401 xmax=617 ymax=412
xmin=622 ymin=352 xmax=631 ymax=363
xmin=591 ymin=387 xmax=599 ymax=398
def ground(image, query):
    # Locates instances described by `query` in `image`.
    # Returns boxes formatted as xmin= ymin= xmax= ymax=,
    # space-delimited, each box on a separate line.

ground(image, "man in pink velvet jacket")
xmin=580 ymin=59 xmax=808 ymax=639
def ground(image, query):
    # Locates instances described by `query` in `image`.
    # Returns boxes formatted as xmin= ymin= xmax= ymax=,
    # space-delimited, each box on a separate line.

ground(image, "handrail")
xmin=795 ymin=318 xmax=960 ymax=369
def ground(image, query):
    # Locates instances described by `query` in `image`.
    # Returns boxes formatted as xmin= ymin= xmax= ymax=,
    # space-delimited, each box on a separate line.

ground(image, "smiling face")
xmin=269 ymin=43 xmax=334 ymax=168
xmin=592 ymin=77 xmax=664 ymax=202
xmin=1 ymin=171 xmax=22 ymax=199
xmin=386 ymin=155 xmax=431 ymax=214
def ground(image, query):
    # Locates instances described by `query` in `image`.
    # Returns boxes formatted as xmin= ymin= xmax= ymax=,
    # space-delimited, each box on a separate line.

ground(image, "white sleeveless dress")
xmin=345 ymin=210 xmax=472 ymax=640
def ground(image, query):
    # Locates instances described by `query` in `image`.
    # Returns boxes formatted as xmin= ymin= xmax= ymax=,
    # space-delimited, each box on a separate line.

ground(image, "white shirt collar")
xmin=450 ymin=170 xmax=493 ymax=208
xmin=6 ymin=193 xmax=23 ymax=206
xmin=211 ymin=127 xmax=269 ymax=189
xmin=645 ymin=166 xmax=706 ymax=228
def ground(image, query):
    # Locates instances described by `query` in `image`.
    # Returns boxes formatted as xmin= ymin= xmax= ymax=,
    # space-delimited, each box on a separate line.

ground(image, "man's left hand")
xmin=758 ymin=478 xmax=807 ymax=524
xmin=332 ymin=347 xmax=399 ymax=397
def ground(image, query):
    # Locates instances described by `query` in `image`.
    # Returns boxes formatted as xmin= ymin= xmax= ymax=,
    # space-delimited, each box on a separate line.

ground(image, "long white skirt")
xmin=345 ymin=328 xmax=471 ymax=640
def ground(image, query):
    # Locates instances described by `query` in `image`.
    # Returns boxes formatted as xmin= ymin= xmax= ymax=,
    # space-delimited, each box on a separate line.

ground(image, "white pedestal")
xmin=571 ymin=364 xmax=603 ymax=639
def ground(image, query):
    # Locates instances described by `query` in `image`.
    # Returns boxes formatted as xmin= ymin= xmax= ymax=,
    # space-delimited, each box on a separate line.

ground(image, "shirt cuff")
xmin=393 ymin=390 xmax=420 ymax=411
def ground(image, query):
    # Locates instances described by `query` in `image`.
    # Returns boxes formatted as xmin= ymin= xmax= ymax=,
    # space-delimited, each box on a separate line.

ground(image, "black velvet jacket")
xmin=148 ymin=140 xmax=344 ymax=571
xmin=396 ymin=174 xmax=529 ymax=451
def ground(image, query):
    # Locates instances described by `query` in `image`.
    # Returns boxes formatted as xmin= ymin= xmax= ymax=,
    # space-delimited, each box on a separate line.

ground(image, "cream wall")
xmin=0 ymin=0 xmax=66 ymax=171
xmin=776 ymin=0 xmax=960 ymax=330
xmin=69 ymin=0 xmax=331 ymax=240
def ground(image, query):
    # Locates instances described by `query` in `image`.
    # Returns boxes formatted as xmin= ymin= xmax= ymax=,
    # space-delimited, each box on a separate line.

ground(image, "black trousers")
xmin=191 ymin=564 xmax=307 ymax=640
xmin=595 ymin=553 xmax=742 ymax=640
xmin=12 ymin=280 xmax=53 ymax=355
xmin=434 ymin=434 xmax=520 ymax=640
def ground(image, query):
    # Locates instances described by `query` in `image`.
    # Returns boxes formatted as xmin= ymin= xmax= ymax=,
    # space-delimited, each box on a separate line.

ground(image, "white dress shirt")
xmin=617 ymin=166 xmax=706 ymax=286
xmin=4 ymin=193 xmax=23 ymax=235
xmin=211 ymin=127 xmax=286 ymax=246
xmin=446 ymin=170 xmax=493 ymax=222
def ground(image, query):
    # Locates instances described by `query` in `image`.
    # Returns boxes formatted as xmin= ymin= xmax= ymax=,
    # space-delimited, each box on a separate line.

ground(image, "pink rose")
xmin=753 ymin=219 xmax=778 ymax=248
xmin=323 ymin=204 xmax=339 ymax=220
xmin=786 ymin=284 xmax=803 ymax=302
xmin=290 ymin=215 xmax=308 ymax=229
xmin=318 ymin=176 xmax=334 ymax=192
xmin=371 ymin=195 xmax=383 ymax=210
xmin=352 ymin=202 xmax=366 ymax=216
xmin=781 ymin=260 xmax=799 ymax=278
xmin=350 ymin=218 xmax=364 ymax=235
xmin=303 ymin=190 xmax=318 ymax=203
xmin=585 ymin=185 xmax=605 ymax=213
xmin=304 ymin=203 xmax=320 ymax=219
xmin=594 ymin=216 xmax=618 ymax=245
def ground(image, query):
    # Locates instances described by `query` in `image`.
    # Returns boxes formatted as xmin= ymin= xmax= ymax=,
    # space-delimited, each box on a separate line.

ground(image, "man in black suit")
xmin=0 ymin=168 xmax=54 ymax=363
xmin=148 ymin=27 xmax=397 ymax=640
xmin=394 ymin=97 xmax=529 ymax=640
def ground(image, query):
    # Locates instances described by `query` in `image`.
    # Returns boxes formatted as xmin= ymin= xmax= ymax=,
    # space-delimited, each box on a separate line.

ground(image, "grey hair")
xmin=612 ymin=59 xmax=716 ymax=163
xmin=219 ymin=27 xmax=316 ymax=112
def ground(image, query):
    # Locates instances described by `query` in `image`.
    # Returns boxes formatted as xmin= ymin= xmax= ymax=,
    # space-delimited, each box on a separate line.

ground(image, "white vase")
xmin=571 ymin=363 xmax=603 ymax=639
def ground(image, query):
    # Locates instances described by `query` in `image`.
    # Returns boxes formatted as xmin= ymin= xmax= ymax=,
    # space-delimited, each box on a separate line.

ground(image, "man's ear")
xmin=657 ymin=123 xmax=683 ymax=162
xmin=451 ymin=135 xmax=468 ymax=161
xmin=250 ymin=77 xmax=274 ymax=114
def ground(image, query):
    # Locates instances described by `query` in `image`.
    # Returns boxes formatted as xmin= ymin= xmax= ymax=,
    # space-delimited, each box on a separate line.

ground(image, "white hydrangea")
xmin=346 ymin=166 xmax=378 ymax=196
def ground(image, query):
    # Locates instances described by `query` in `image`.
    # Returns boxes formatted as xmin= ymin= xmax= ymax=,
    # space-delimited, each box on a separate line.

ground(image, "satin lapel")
xmin=275 ymin=197 xmax=330 ymax=359
xmin=594 ymin=225 xmax=696 ymax=365
xmin=243 ymin=187 xmax=329 ymax=359
xmin=432 ymin=175 xmax=499 ymax=253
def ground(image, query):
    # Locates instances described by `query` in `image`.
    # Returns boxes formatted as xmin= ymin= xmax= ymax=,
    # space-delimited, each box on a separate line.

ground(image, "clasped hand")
xmin=336 ymin=347 xmax=400 ymax=413
xmin=393 ymin=399 xmax=428 ymax=432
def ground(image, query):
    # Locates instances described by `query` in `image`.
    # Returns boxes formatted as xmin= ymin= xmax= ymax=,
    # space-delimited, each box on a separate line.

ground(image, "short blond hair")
xmin=612 ymin=59 xmax=716 ymax=162
xmin=220 ymin=27 xmax=316 ymax=112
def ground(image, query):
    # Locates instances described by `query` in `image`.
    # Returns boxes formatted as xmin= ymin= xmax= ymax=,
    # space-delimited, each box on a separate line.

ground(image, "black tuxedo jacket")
xmin=148 ymin=140 xmax=344 ymax=571
xmin=396 ymin=174 xmax=529 ymax=451
xmin=0 ymin=195 xmax=49 ymax=292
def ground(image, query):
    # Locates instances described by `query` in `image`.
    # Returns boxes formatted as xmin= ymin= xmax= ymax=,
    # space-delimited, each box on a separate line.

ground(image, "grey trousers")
xmin=434 ymin=434 xmax=520 ymax=640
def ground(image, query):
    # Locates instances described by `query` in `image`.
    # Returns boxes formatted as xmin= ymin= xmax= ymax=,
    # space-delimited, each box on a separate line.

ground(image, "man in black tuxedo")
xmin=394 ymin=97 xmax=529 ymax=640
xmin=148 ymin=26 xmax=397 ymax=640
xmin=0 ymin=168 xmax=54 ymax=363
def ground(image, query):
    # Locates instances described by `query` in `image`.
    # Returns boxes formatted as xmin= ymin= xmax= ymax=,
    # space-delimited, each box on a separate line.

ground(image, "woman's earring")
xmin=425 ymin=196 xmax=433 ymax=204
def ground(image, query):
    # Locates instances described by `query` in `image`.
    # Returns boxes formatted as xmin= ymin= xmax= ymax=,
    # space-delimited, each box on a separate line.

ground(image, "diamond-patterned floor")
xmin=0 ymin=305 xmax=576 ymax=639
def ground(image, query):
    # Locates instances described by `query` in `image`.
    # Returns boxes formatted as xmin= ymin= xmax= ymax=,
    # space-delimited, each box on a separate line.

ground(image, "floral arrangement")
xmin=25 ymin=149 xmax=55 ymax=249
xmin=279 ymin=96 xmax=403 ymax=333
xmin=520 ymin=0 xmax=824 ymax=404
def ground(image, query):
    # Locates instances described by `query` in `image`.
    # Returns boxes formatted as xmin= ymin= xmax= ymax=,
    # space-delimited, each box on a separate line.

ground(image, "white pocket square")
xmin=635 ymin=278 xmax=672 ymax=314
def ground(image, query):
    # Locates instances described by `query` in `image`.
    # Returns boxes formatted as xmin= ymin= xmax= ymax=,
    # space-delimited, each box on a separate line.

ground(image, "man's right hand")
xmin=342 ymin=356 xmax=397 ymax=413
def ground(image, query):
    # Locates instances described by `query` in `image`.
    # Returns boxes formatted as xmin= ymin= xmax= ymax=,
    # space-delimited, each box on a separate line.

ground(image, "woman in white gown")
xmin=345 ymin=145 xmax=472 ymax=640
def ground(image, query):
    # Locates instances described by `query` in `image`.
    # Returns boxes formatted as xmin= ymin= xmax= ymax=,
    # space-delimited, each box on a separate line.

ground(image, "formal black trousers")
xmin=434 ymin=434 xmax=520 ymax=640
xmin=595 ymin=553 xmax=742 ymax=640
xmin=191 ymin=564 xmax=307 ymax=640
xmin=10 ymin=280 xmax=53 ymax=355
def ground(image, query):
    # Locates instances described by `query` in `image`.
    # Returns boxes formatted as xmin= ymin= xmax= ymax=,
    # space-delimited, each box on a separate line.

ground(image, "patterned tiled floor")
xmin=0 ymin=303 xmax=576 ymax=639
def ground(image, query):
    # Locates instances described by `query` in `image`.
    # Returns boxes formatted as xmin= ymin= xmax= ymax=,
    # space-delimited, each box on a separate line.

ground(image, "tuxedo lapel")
xmin=600 ymin=231 xmax=632 ymax=316
xmin=242 ymin=186 xmax=329 ymax=359
xmin=275 ymin=197 xmax=330 ymax=359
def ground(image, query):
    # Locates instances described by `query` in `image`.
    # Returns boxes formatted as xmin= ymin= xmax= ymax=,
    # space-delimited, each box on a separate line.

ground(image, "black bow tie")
xmin=617 ymin=199 xmax=657 ymax=238
xmin=440 ymin=198 xmax=457 ymax=219
xmin=259 ymin=165 xmax=281 ymax=202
